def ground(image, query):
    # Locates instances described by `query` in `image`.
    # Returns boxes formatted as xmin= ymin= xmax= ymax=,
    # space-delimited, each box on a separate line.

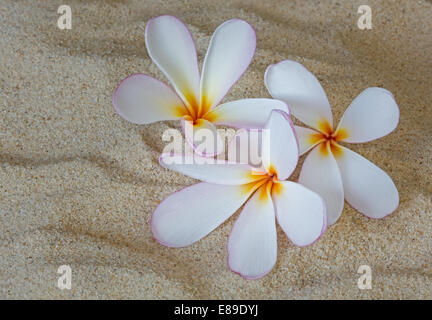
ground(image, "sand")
xmin=0 ymin=0 xmax=431 ymax=299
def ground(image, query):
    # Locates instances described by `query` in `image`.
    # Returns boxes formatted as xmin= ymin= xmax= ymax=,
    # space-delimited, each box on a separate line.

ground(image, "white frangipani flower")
xmin=265 ymin=60 xmax=400 ymax=225
xmin=152 ymin=110 xmax=326 ymax=279
xmin=113 ymin=15 xmax=287 ymax=156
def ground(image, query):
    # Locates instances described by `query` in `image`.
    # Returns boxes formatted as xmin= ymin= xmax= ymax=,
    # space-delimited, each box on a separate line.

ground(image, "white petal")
xmin=200 ymin=19 xmax=256 ymax=113
xmin=299 ymin=144 xmax=344 ymax=225
xmin=335 ymin=146 xmax=399 ymax=218
xmin=113 ymin=74 xmax=187 ymax=124
xmin=145 ymin=15 xmax=200 ymax=108
xmin=294 ymin=125 xmax=323 ymax=156
xmin=159 ymin=154 xmax=261 ymax=185
xmin=182 ymin=118 xmax=224 ymax=157
xmin=228 ymin=185 xmax=277 ymax=279
xmin=206 ymin=98 xmax=289 ymax=129
xmin=272 ymin=181 xmax=326 ymax=246
xmin=262 ymin=110 xmax=299 ymax=181
xmin=264 ymin=60 xmax=333 ymax=131
xmin=336 ymin=87 xmax=399 ymax=143
xmin=152 ymin=182 xmax=253 ymax=247
xmin=227 ymin=128 xmax=266 ymax=169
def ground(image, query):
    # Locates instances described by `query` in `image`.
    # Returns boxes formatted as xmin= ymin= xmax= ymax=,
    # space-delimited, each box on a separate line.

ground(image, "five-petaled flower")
xmin=113 ymin=15 xmax=287 ymax=156
xmin=152 ymin=110 xmax=327 ymax=279
xmin=265 ymin=60 xmax=400 ymax=224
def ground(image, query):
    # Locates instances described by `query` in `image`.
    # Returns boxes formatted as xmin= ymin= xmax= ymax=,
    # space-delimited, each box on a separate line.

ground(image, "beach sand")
xmin=1 ymin=0 xmax=431 ymax=299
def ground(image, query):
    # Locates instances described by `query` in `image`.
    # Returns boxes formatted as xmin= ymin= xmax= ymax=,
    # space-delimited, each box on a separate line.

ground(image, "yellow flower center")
xmin=179 ymin=93 xmax=214 ymax=125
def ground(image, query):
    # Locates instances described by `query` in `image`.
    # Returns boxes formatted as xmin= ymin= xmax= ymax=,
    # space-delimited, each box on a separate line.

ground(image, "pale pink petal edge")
xmin=345 ymin=191 xmax=399 ymax=220
xmin=112 ymin=73 xmax=184 ymax=122
xmin=150 ymin=183 xmax=205 ymax=248
xmin=226 ymin=194 xmax=275 ymax=280
xmin=204 ymin=19 xmax=257 ymax=109
xmin=276 ymin=190 xmax=328 ymax=248
xmin=145 ymin=15 xmax=201 ymax=100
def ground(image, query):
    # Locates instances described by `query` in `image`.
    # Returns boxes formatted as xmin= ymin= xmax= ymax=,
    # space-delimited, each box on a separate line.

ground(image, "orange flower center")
xmin=241 ymin=165 xmax=283 ymax=202
xmin=310 ymin=120 xmax=349 ymax=157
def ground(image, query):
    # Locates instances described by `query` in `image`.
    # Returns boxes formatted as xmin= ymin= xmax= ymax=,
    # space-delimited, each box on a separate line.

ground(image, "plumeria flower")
xmin=113 ymin=15 xmax=287 ymax=156
xmin=152 ymin=110 xmax=326 ymax=279
xmin=265 ymin=60 xmax=399 ymax=225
